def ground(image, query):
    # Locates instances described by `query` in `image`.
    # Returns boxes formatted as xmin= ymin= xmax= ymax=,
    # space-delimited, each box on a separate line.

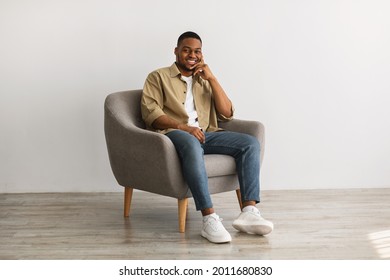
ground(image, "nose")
xmin=188 ymin=50 xmax=196 ymax=58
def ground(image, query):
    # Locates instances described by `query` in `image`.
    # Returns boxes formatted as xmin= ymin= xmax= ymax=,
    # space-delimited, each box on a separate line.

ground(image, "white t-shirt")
xmin=181 ymin=75 xmax=200 ymax=128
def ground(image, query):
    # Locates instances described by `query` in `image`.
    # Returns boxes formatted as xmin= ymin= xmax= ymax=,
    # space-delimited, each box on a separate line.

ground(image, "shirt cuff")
xmin=217 ymin=105 xmax=235 ymax=121
xmin=144 ymin=107 xmax=166 ymax=128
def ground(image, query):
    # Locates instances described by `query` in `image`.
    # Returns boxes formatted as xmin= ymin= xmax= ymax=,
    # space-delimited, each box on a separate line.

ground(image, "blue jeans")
xmin=166 ymin=130 xmax=261 ymax=211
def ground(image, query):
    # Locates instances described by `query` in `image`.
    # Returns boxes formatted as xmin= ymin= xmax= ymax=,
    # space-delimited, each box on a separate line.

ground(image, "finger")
xmin=189 ymin=63 xmax=200 ymax=70
xmin=193 ymin=68 xmax=201 ymax=76
xmin=199 ymin=130 xmax=205 ymax=143
xmin=193 ymin=132 xmax=202 ymax=143
xmin=190 ymin=58 xmax=203 ymax=70
xmin=193 ymin=65 xmax=204 ymax=76
xmin=190 ymin=128 xmax=203 ymax=142
xmin=192 ymin=129 xmax=204 ymax=143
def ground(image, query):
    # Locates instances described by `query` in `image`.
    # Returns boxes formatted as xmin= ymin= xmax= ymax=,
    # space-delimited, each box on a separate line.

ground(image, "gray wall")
xmin=1 ymin=0 xmax=390 ymax=192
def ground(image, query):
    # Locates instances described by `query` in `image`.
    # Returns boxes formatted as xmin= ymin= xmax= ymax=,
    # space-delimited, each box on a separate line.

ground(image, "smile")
xmin=187 ymin=59 xmax=198 ymax=65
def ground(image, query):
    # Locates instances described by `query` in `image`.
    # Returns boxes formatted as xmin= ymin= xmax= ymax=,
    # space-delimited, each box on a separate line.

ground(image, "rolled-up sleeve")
xmin=141 ymin=72 xmax=166 ymax=128
xmin=217 ymin=104 xmax=235 ymax=122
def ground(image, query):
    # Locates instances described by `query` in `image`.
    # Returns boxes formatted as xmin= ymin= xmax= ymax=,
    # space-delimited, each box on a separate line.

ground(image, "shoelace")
xmin=243 ymin=206 xmax=261 ymax=215
xmin=204 ymin=215 xmax=224 ymax=231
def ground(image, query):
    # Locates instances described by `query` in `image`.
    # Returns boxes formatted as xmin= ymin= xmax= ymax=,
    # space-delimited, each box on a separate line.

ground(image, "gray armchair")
xmin=104 ymin=90 xmax=265 ymax=232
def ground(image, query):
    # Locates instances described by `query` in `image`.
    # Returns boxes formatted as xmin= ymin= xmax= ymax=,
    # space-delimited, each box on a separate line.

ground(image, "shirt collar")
xmin=169 ymin=63 xmax=181 ymax=78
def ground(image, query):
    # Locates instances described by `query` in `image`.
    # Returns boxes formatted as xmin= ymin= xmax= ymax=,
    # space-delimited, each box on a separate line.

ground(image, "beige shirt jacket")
xmin=141 ymin=63 xmax=234 ymax=134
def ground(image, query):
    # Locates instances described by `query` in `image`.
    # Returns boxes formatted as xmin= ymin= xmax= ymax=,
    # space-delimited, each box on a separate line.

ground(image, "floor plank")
xmin=1 ymin=188 xmax=389 ymax=259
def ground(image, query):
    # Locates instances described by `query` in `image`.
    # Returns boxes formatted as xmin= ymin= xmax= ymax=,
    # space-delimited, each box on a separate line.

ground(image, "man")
xmin=141 ymin=31 xmax=273 ymax=243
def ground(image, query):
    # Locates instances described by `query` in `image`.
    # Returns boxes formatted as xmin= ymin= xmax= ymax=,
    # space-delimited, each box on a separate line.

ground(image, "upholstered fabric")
xmin=104 ymin=90 xmax=265 ymax=200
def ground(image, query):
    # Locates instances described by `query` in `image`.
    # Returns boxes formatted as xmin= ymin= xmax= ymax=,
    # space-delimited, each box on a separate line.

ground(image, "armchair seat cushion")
xmin=204 ymin=154 xmax=236 ymax=177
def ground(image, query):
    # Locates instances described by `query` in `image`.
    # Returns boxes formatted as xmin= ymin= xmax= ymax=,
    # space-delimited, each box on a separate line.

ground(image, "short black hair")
xmin=177 ymin=31 xmax=202 ymax=47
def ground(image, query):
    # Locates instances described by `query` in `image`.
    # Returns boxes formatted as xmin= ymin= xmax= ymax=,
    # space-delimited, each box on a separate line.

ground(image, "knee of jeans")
xmin=247 ymin=135 xmax=261 ymax=153
xmin=184 ymin=140 xmax=204 ymax=157
xmin=178 ymin=136 xmax=204 ymax=159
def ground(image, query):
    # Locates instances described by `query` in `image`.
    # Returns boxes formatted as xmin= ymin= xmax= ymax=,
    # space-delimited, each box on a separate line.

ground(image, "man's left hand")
xmin=192 ymin=58 xmax=214 ymax=80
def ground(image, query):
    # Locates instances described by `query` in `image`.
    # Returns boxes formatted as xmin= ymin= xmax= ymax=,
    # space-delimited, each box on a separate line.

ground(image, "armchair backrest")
xmin=105 ymin=90 xmax=146 ymax=129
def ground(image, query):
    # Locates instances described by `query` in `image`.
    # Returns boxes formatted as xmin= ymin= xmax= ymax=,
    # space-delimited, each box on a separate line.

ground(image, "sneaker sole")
xmin=232 ymin=221 xmax=273 ymax=235
xmin=201 ymin=230 xmax=232 ymax=244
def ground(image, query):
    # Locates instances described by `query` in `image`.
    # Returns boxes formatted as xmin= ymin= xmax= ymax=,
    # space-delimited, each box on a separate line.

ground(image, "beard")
xmin=175 ymin=61 xmax=194 ymax=74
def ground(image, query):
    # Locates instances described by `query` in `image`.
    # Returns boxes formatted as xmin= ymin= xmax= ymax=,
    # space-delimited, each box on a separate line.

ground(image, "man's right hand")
xmin=152 ymin=115 xmax=205 ymax=143
xmin=178 ymin=124 xmax=205 ymax=144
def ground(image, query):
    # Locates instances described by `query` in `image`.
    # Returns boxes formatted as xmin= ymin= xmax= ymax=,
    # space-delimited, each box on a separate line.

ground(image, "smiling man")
xmin=141 ymin=31 xmax=273 ymax=243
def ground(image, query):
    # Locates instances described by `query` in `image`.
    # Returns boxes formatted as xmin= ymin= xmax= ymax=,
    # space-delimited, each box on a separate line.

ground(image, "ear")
xmin=174 ymin=47 xmax=178 ymax=56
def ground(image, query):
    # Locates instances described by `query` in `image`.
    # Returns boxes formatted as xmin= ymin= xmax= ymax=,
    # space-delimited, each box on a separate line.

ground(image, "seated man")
xmin=141 ymin=31 xmax=273 ymax=243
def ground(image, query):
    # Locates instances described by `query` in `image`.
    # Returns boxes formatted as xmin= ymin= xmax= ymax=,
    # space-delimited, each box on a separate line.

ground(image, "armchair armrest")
xmin=104 ymin=94 xmax=188 ymax=199
xmin=219 ymin=119 xmax=265 ymax=165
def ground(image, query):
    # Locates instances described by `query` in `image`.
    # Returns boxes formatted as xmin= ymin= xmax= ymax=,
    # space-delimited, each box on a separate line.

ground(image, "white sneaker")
xmin=201 ymin=213 xmax=232 ymax=243
xmin=233 ymin=206 xmax=273 ymax=235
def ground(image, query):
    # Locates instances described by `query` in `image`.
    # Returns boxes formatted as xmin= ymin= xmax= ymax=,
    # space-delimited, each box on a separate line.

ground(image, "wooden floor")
xmin=1 ymin=188 xmax=389 ymax=260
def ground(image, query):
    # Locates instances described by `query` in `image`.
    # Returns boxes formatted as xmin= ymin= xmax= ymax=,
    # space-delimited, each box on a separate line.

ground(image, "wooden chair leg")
xmin=178 ymin=198 xmax=188 ymax=233
xmin=235 ymin=189 xmax=243 ymax=210
xmin=124 ymin=187 xmax=133 ymax=217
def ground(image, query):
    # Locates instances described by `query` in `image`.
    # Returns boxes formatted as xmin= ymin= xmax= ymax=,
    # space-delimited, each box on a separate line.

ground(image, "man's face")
xmin=175 ymin=38 xmax=203 ymax=76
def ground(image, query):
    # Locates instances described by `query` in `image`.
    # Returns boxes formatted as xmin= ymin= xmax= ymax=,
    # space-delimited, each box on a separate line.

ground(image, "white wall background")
xmin=1 ymin=0 xmax=390 ymax=193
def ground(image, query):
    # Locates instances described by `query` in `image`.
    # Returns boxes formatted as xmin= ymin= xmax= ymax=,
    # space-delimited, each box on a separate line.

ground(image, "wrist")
xmin=177 ymin=123 xmax=188 ymax=131
xmin=207 ymin=75 xmax=217 ymax=83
